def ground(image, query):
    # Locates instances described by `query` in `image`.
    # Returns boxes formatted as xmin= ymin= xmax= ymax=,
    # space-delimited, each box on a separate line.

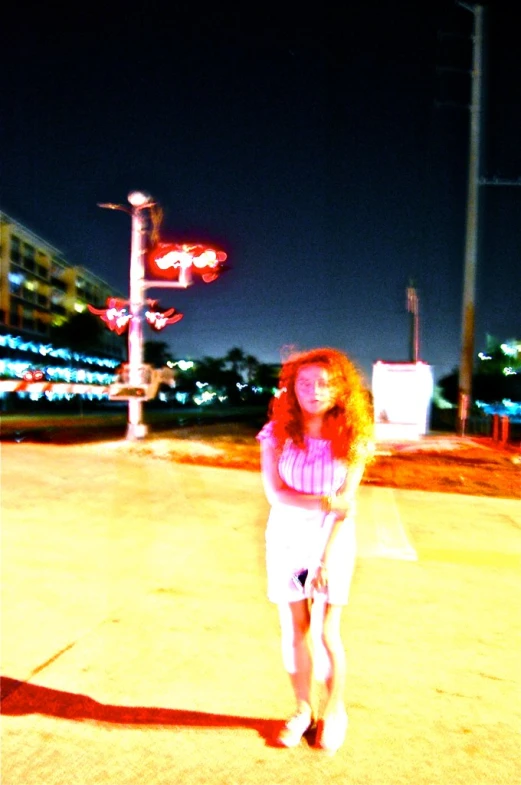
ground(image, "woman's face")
xmin=294 ymin=363 xmax=335 ymax=417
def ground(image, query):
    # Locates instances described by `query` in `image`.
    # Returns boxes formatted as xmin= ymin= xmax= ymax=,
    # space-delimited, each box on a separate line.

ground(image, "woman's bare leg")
xmin=310 ymin=601 xmax=346 ymax=716
xmin=278 ymin=600 xmax=313 ymax=713
xmin=309 ymin=601 xmax=348 ymax=751
xmin=322 ymin=604 xmax=346 ymax=715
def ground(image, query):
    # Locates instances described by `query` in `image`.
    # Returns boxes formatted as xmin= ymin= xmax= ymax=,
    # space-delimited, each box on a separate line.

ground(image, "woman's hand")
xmin=310 ymin=563 xmax=328 ymax=592
xmin=321 ymin=494 xmax=356 ymax=519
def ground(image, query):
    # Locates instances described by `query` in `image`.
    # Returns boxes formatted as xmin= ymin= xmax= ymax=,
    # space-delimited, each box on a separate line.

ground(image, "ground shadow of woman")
xmin=1 ymin=676 xmax=310 ymax=748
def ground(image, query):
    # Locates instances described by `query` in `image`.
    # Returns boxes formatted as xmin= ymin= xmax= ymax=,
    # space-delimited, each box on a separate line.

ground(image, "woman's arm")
xmin=323 ymin=457 xmax=366 ymax=518
xmin=259 ymin=439 xmax=324 ymax=511
xmin=314 ymin=456 xmax=367 ymax=583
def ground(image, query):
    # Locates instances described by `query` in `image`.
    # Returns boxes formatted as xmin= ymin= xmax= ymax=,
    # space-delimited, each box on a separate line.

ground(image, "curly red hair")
xmin=269 ymin=347 xmax=374 ymax=463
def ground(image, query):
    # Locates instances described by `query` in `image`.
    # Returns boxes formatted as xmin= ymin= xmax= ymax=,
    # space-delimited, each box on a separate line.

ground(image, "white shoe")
xmin=319 ymin=709 xmax=348 ymax=753
xmin=278 ymin=710 xmax=314 ymax=747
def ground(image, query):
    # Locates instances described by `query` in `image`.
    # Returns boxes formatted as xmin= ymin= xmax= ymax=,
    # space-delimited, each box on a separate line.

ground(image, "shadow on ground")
xmin=0 ymin=677 xmax=291 ymax=747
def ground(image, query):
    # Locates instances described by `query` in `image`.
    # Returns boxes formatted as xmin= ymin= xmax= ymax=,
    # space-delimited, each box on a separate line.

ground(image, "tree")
xmin=244 ymin=354 xmax=260 ymax=383
xmin=474 ymin=372 xmax=521 ymax=403
xmin=171 ymin=362 xmax=198 ymax=400
xmin=144 ymin=340 xmax=171 ymax=368
xmin=196 ymin=356 xmax=228 ymax=387
xmin=253 ymin=362 xmax=280 ymax=392
xmin=438 ymin=367 xmax=521 ymax=406
xmin=225 ymin=347 xmax=247 ymax=378
xmin=437 ymin=370 xmax=459 ymax=406
xmin=195 ymin=355 xmax=244 ymax=404
xmin=478 ymin=336 xmax=521 ymax=376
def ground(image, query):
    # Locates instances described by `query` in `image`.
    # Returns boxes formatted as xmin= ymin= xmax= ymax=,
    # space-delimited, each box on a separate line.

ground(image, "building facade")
xmin=0 ymin=209 xmax=124 ymax=357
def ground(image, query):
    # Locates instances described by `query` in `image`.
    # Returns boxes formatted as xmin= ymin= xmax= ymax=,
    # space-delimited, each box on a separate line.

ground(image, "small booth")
xmin=372 ymin=361 xmax=434 ymax=441
xmin=109 ymin=364 xmax=175 ymax=401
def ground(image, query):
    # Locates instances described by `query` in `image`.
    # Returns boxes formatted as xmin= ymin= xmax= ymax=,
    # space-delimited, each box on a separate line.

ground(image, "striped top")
xmin=257 ymin=421 xmax=348 ymax=495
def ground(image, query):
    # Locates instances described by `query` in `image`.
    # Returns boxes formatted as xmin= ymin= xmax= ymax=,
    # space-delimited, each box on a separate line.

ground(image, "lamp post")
xmin=98 ymin=191 xmax=156 ymax=440
xmin=97 ymin=192 xmax=228 ymax=441
xmin=126 ymin=191 xmax=156 ymax=439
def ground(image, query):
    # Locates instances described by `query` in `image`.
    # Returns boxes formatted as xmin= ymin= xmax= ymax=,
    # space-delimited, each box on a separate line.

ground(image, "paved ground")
xmin=1 ymin=440 xmax=520 ymax=785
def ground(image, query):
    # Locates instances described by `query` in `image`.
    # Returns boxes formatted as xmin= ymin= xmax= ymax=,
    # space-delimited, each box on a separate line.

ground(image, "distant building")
xmin=0 ymin=209 xmax=124 ymax=358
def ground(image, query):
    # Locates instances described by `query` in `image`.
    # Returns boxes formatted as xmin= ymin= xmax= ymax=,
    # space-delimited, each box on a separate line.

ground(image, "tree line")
xmin=437 ymin=338 xmax=521 ymax=406
xmin=50 ymin=313 xmax=520 ymax=406
xmin=144 ymin=342 xmax=280 ymax=405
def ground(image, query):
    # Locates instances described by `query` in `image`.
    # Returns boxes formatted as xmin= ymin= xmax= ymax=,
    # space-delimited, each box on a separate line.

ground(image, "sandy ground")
xmin=1 ymin=439 xmax=520 ymax=785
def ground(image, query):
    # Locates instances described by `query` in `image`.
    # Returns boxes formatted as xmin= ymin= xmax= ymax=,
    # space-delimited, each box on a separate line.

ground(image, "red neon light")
xmin=88 ymin=298 xmax=131 ymax=335
xmin=145 ymin=306 xmax=183 ymax=331
xmin=147 ymin=242 xmax=227 ymax=281
xmin=88 ymin=298 xmax=184 ymax=334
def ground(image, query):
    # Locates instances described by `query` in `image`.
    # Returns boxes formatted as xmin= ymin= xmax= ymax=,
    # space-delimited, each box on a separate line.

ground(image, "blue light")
xmin=0 ymin=333 xmax=120 ymax=368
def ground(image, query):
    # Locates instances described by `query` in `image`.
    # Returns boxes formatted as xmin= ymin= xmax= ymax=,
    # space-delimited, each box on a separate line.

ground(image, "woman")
xmin=257 ymin=347 xmax=373 ymax=752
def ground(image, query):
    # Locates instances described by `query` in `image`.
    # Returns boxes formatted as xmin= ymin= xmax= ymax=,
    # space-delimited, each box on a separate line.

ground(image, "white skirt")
xmin=265 ymin=505 xmax=356 ymax=605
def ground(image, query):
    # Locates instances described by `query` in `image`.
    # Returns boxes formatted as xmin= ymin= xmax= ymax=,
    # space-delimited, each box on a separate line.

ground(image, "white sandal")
xmin=278 ymin=710 xmax=314 ymax=747
xmin=319 ymin=709 xmax=348 ymax=753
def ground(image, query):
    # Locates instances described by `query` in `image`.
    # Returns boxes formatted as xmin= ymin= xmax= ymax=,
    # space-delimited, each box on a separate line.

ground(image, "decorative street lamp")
xmin=95 ymin=192 xmax=227 ymax=440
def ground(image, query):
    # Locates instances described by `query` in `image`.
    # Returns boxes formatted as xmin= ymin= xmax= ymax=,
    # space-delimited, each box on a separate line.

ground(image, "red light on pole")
xmin=147 ymin=242 xmax=228 ymax=283
xmin=145 ymin=302 xmax=184 ymax=331
xmin=89 ymin=298 xmax=184 ymax=334
xmin=88 ymin=299 xmax=132 ymax=335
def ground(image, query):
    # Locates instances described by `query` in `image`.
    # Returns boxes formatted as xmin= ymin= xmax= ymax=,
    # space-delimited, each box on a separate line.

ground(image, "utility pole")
xmin=457 ymin=2 xmax=484 ymax=435
xmin=456 ymin=3 xmax=521 ymax=435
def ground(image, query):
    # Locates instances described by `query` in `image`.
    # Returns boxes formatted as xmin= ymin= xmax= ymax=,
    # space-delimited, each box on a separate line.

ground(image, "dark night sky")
xmin=1 ymin=1 xmax=520 ymax=383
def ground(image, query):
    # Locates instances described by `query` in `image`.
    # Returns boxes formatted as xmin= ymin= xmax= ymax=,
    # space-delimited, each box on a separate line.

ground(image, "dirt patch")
xmin=88 ymin=424 xmax=521 ymax=500
xmin=364 ymin=450 xmax=520 ymax=499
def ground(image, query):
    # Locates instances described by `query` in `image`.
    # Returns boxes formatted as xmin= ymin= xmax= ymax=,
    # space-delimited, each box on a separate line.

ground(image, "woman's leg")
xmin=309 ymin=598 xmax=331 ymax=683
xmin=310 ymin=601 xmax=346 ymax=716
xmin=310 ymin=601 xmax=348 ymax=751
xmin=278 ymin=600 xmax=313 ymax=713
xmin=322 ymin=604 xmax=346 ymax=715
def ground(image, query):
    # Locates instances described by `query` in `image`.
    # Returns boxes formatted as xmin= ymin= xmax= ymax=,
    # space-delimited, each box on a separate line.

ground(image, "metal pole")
xmin=458 ymin=4 xmax=484 ymax=435
xmin=407 ymin=284 xmax=419 ymax=363
xmin=127 ymin=192 xmax=151 ymax=440
xmin=412 ymin=308 xmax=419 ymax=363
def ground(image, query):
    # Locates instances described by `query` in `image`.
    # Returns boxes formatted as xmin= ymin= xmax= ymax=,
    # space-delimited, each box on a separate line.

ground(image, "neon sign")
xmin=88 ymin=298 xmax=132 ymax=335
xmin=145 ymin=301 xmax=183 ymax=331
xmin=88 ymin=298 xmax=184 ymax=333
xmin=147 ymin=242 xmax=228 ymax=283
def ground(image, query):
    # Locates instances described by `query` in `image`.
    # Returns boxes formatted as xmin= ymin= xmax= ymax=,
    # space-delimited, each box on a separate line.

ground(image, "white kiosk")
xmin=372 ymin=361 xmax=434 ymax=441
xmin=109 ymin=364 xmax=175 ymax=401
